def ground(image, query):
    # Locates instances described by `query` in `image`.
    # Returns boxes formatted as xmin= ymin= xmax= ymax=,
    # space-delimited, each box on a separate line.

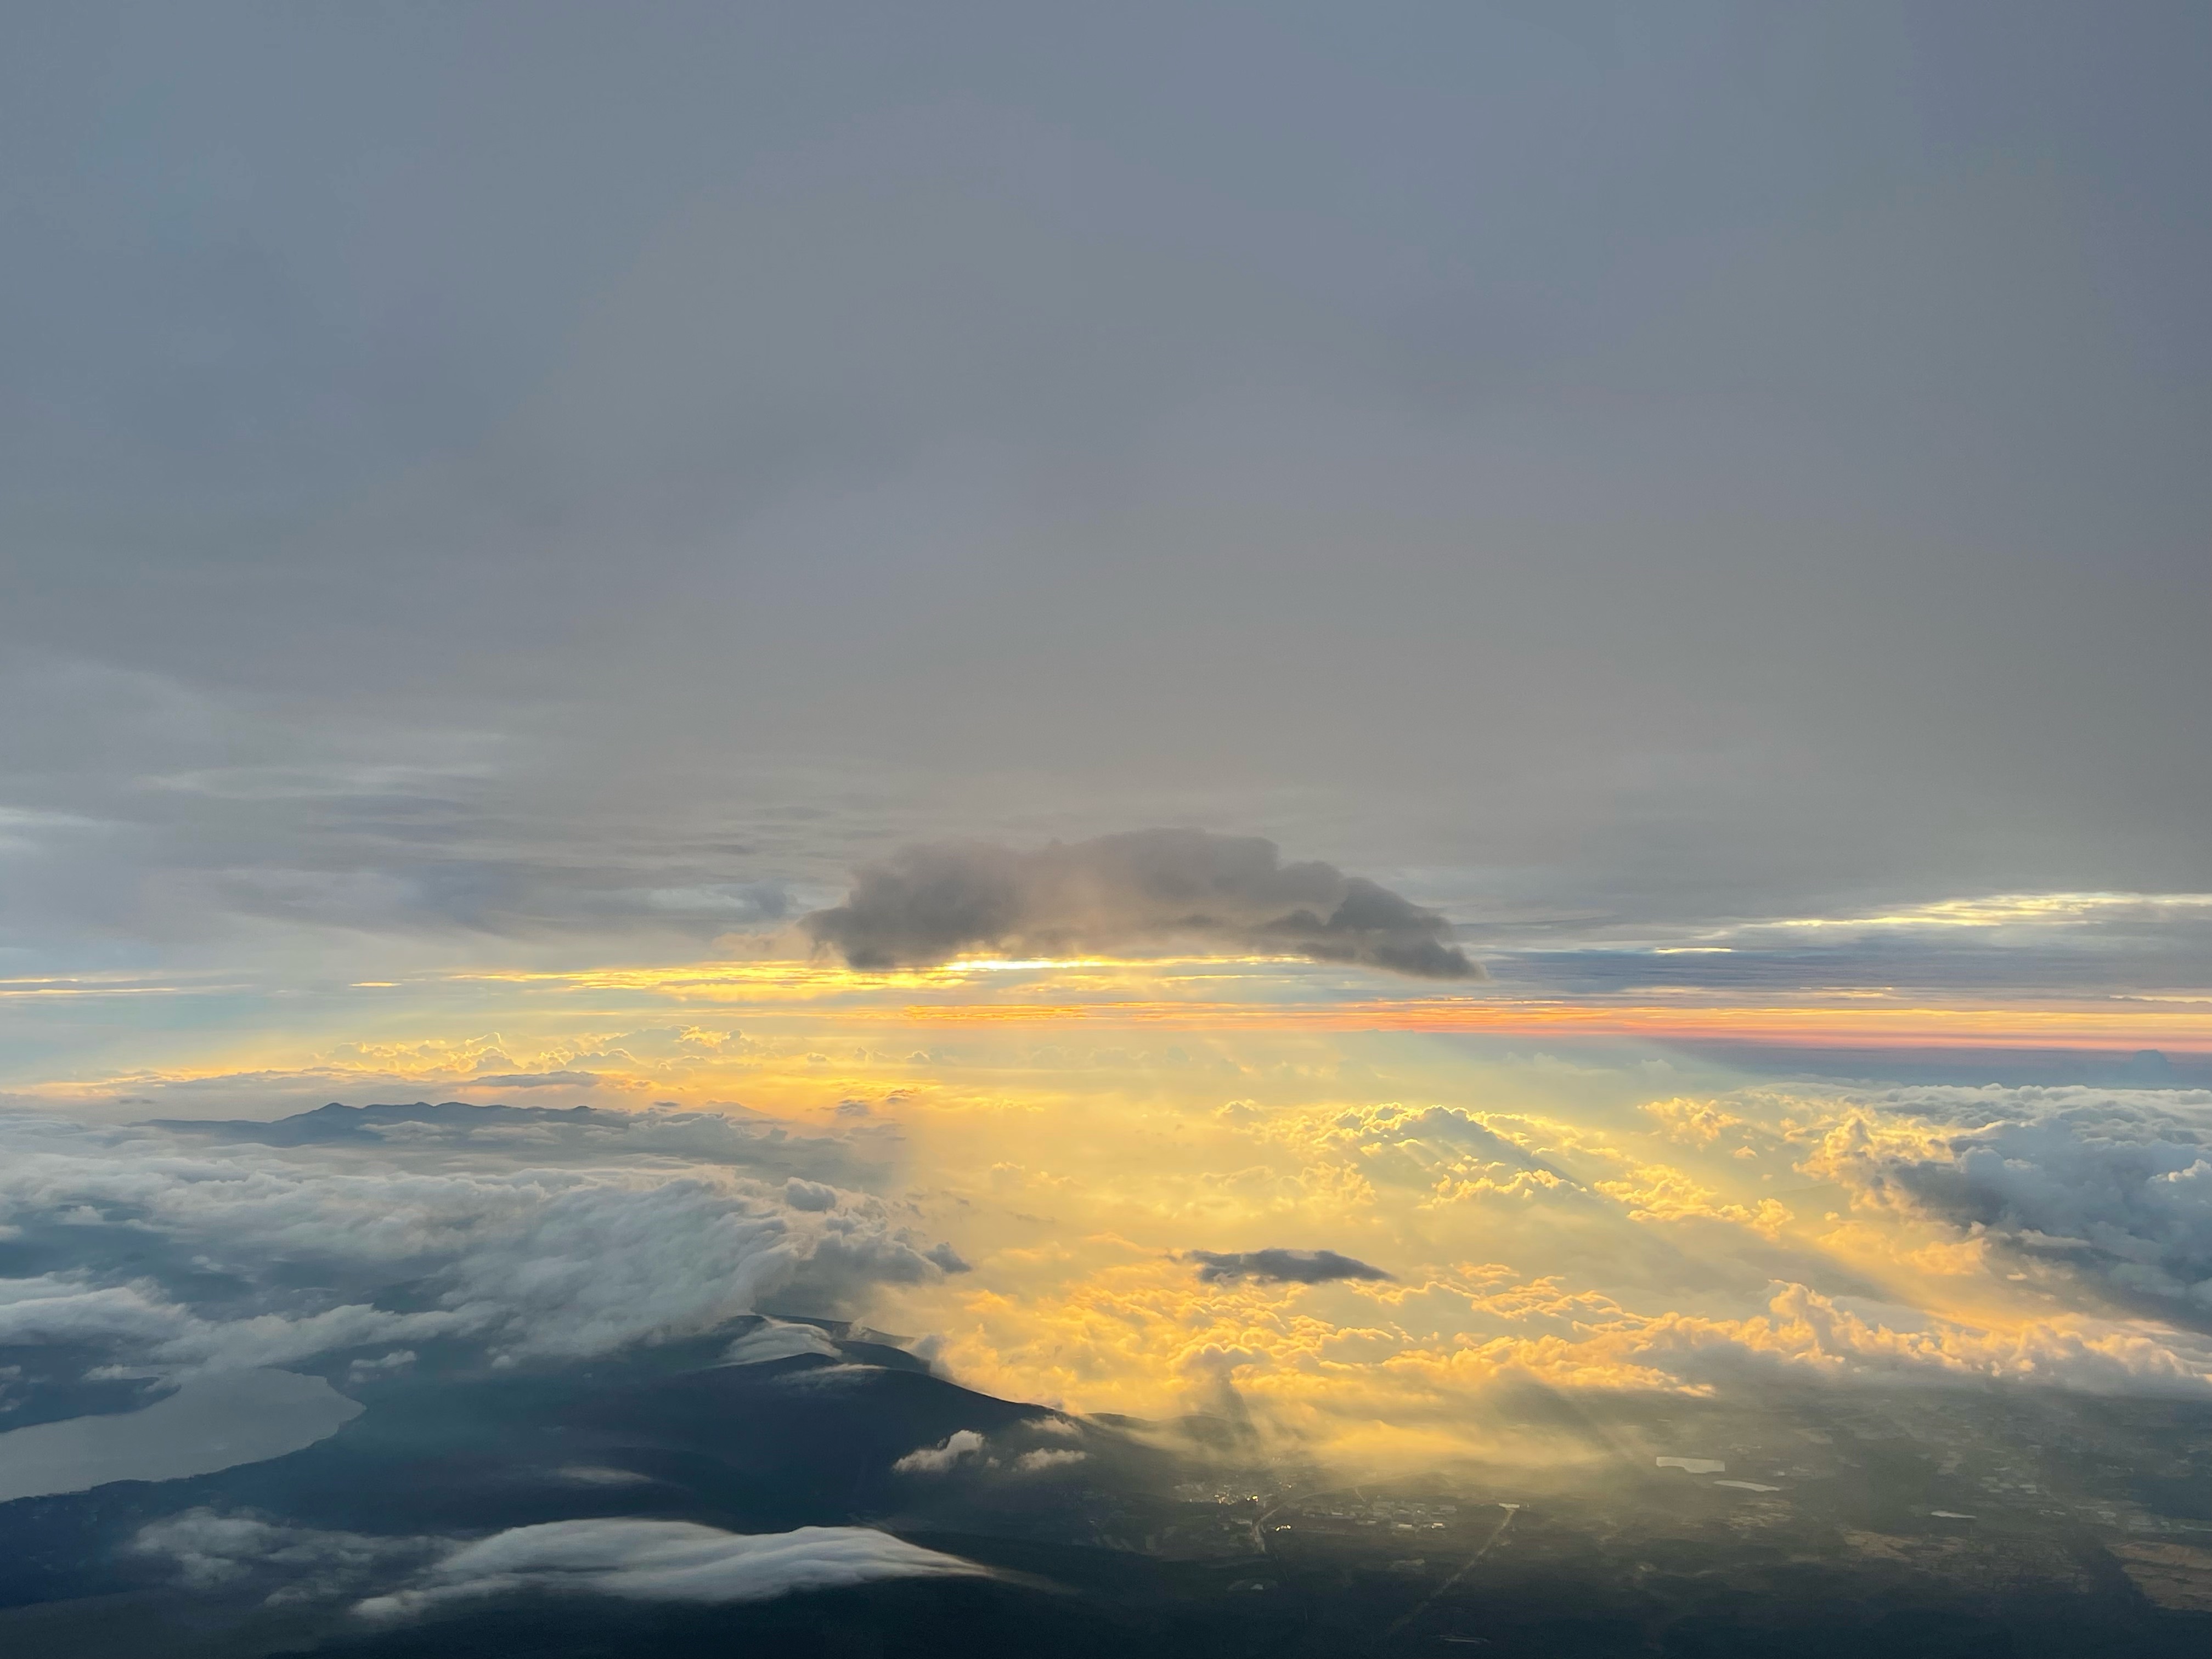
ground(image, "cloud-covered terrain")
xmin=0 ymin=1102 xmax=958 ymax=1394
xmin=0 ymin=1096 xmax=1053 ymax=1644
xmin=4 ymin=1078 xmax=2212 ymax=1652
xmin=804 ymin=830 xmax=1477 ymax=978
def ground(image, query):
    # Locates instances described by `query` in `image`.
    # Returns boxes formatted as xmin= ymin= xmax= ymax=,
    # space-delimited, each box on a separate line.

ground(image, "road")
xmin=1381 ymin=1503 xmax=1521 ymax=1641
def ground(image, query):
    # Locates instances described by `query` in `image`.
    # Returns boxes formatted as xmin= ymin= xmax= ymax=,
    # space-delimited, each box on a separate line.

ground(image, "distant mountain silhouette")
xmin=150 ymin=1100 xmax=617 ymax=1146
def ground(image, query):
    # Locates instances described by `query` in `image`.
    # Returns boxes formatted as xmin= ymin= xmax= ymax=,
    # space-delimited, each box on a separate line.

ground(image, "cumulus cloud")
xmin=1582 ymin=1281 xmax=2212 ymax=1396
xmin=352 ymin=1520 xmax=985 ymax=1619
xmin=941 ymin=1240 xmax=2212 ymax=1462
xmin=891 ymin=1429 xmax=986 ymax=1475
xmin=1642 ymin=1098 xmax=1747 ymax=1148
xmin=1186 ymin=1248 xmax=1393 ymax=1285
xmin=1301 ymin=1103 xmax=1583 ymax=1206
xmin=802 ymin=829 xmax=1479 ymax=978
xmin=782 ymin=1177 xmax=840 ymax=1211
xmin=1797 ymin=1086 xmax=2212 ymax=1319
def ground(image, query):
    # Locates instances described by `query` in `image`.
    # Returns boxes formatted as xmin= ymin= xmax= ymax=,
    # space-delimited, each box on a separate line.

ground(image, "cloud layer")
xmin=901 ymin=1079 xmax=2212 ymax=1462
xmin=0 ymin=1102 xmax=963 ymax=1387
xmin=128 ymin=1511 xmax=985 ymax=1620
xmin=1799 ymin=1085 xmax=2212 ymax=1319
xmin=804 ymin=830 xmax=1477 ymax=978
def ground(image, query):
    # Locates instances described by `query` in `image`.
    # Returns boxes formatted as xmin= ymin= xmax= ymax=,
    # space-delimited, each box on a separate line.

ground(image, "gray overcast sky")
xmin=3 ymin=2 xmax=2207 ymax=971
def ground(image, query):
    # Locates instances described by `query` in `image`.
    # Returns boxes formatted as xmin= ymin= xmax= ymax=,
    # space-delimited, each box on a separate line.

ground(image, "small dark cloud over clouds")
xmin=803 ymin=830 xmax=1478 ymax=979
xmin=1186 ymin=1248 xmax=1393 ymax=1285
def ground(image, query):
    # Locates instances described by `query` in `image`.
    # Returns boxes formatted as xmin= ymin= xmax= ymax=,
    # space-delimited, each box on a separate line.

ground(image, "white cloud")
xmin=0 ymin=1108 xmax=962 ymax=1379
xmin=1012 ymin=1447 xmax=1087 ymax=1473
xmin=1796 ymin=1085 xmax=2212 ymax=1314
xmin=721 ymin=1319 xmax=842 ymax=1365
xmin=346 ymin=1350 xmax=417 ymax=1383
xmin=1605 ymin=1281 xmax=2212 ymax=1395
xmin=891 ymin=1429 xmax=985 ymax=1475
xmin=352 ymin=1520 xmax=985 ymax=1619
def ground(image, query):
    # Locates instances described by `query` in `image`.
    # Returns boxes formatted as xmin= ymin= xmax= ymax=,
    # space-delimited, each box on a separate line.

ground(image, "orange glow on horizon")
xmin=400 ymin=957 xmax=2212 ymax=1052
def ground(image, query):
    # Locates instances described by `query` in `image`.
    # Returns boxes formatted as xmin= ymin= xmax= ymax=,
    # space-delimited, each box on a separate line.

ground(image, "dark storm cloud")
xmin=802 ymin=830 xmax=1479 ymax=978
xmin=1186 ymin=1248 xmax=1393 ymax=1285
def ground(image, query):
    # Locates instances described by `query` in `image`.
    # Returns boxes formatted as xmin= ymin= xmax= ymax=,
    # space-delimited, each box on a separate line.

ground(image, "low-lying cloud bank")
xmin=0 ymin=1102 xmax=964 ymax=1388
xmin=353 ymin=1519 xmax=986 ymax=1618
xmin=128 ymin=1510 xmax=984 ymax=1618
xmin=803 ymin=829 xmax=1479 ymax=978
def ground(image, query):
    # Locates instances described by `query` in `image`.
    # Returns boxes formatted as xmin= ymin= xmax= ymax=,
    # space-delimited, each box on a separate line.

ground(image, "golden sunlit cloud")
xmin=8 ymin=907 xmax=2208 ymax=1482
